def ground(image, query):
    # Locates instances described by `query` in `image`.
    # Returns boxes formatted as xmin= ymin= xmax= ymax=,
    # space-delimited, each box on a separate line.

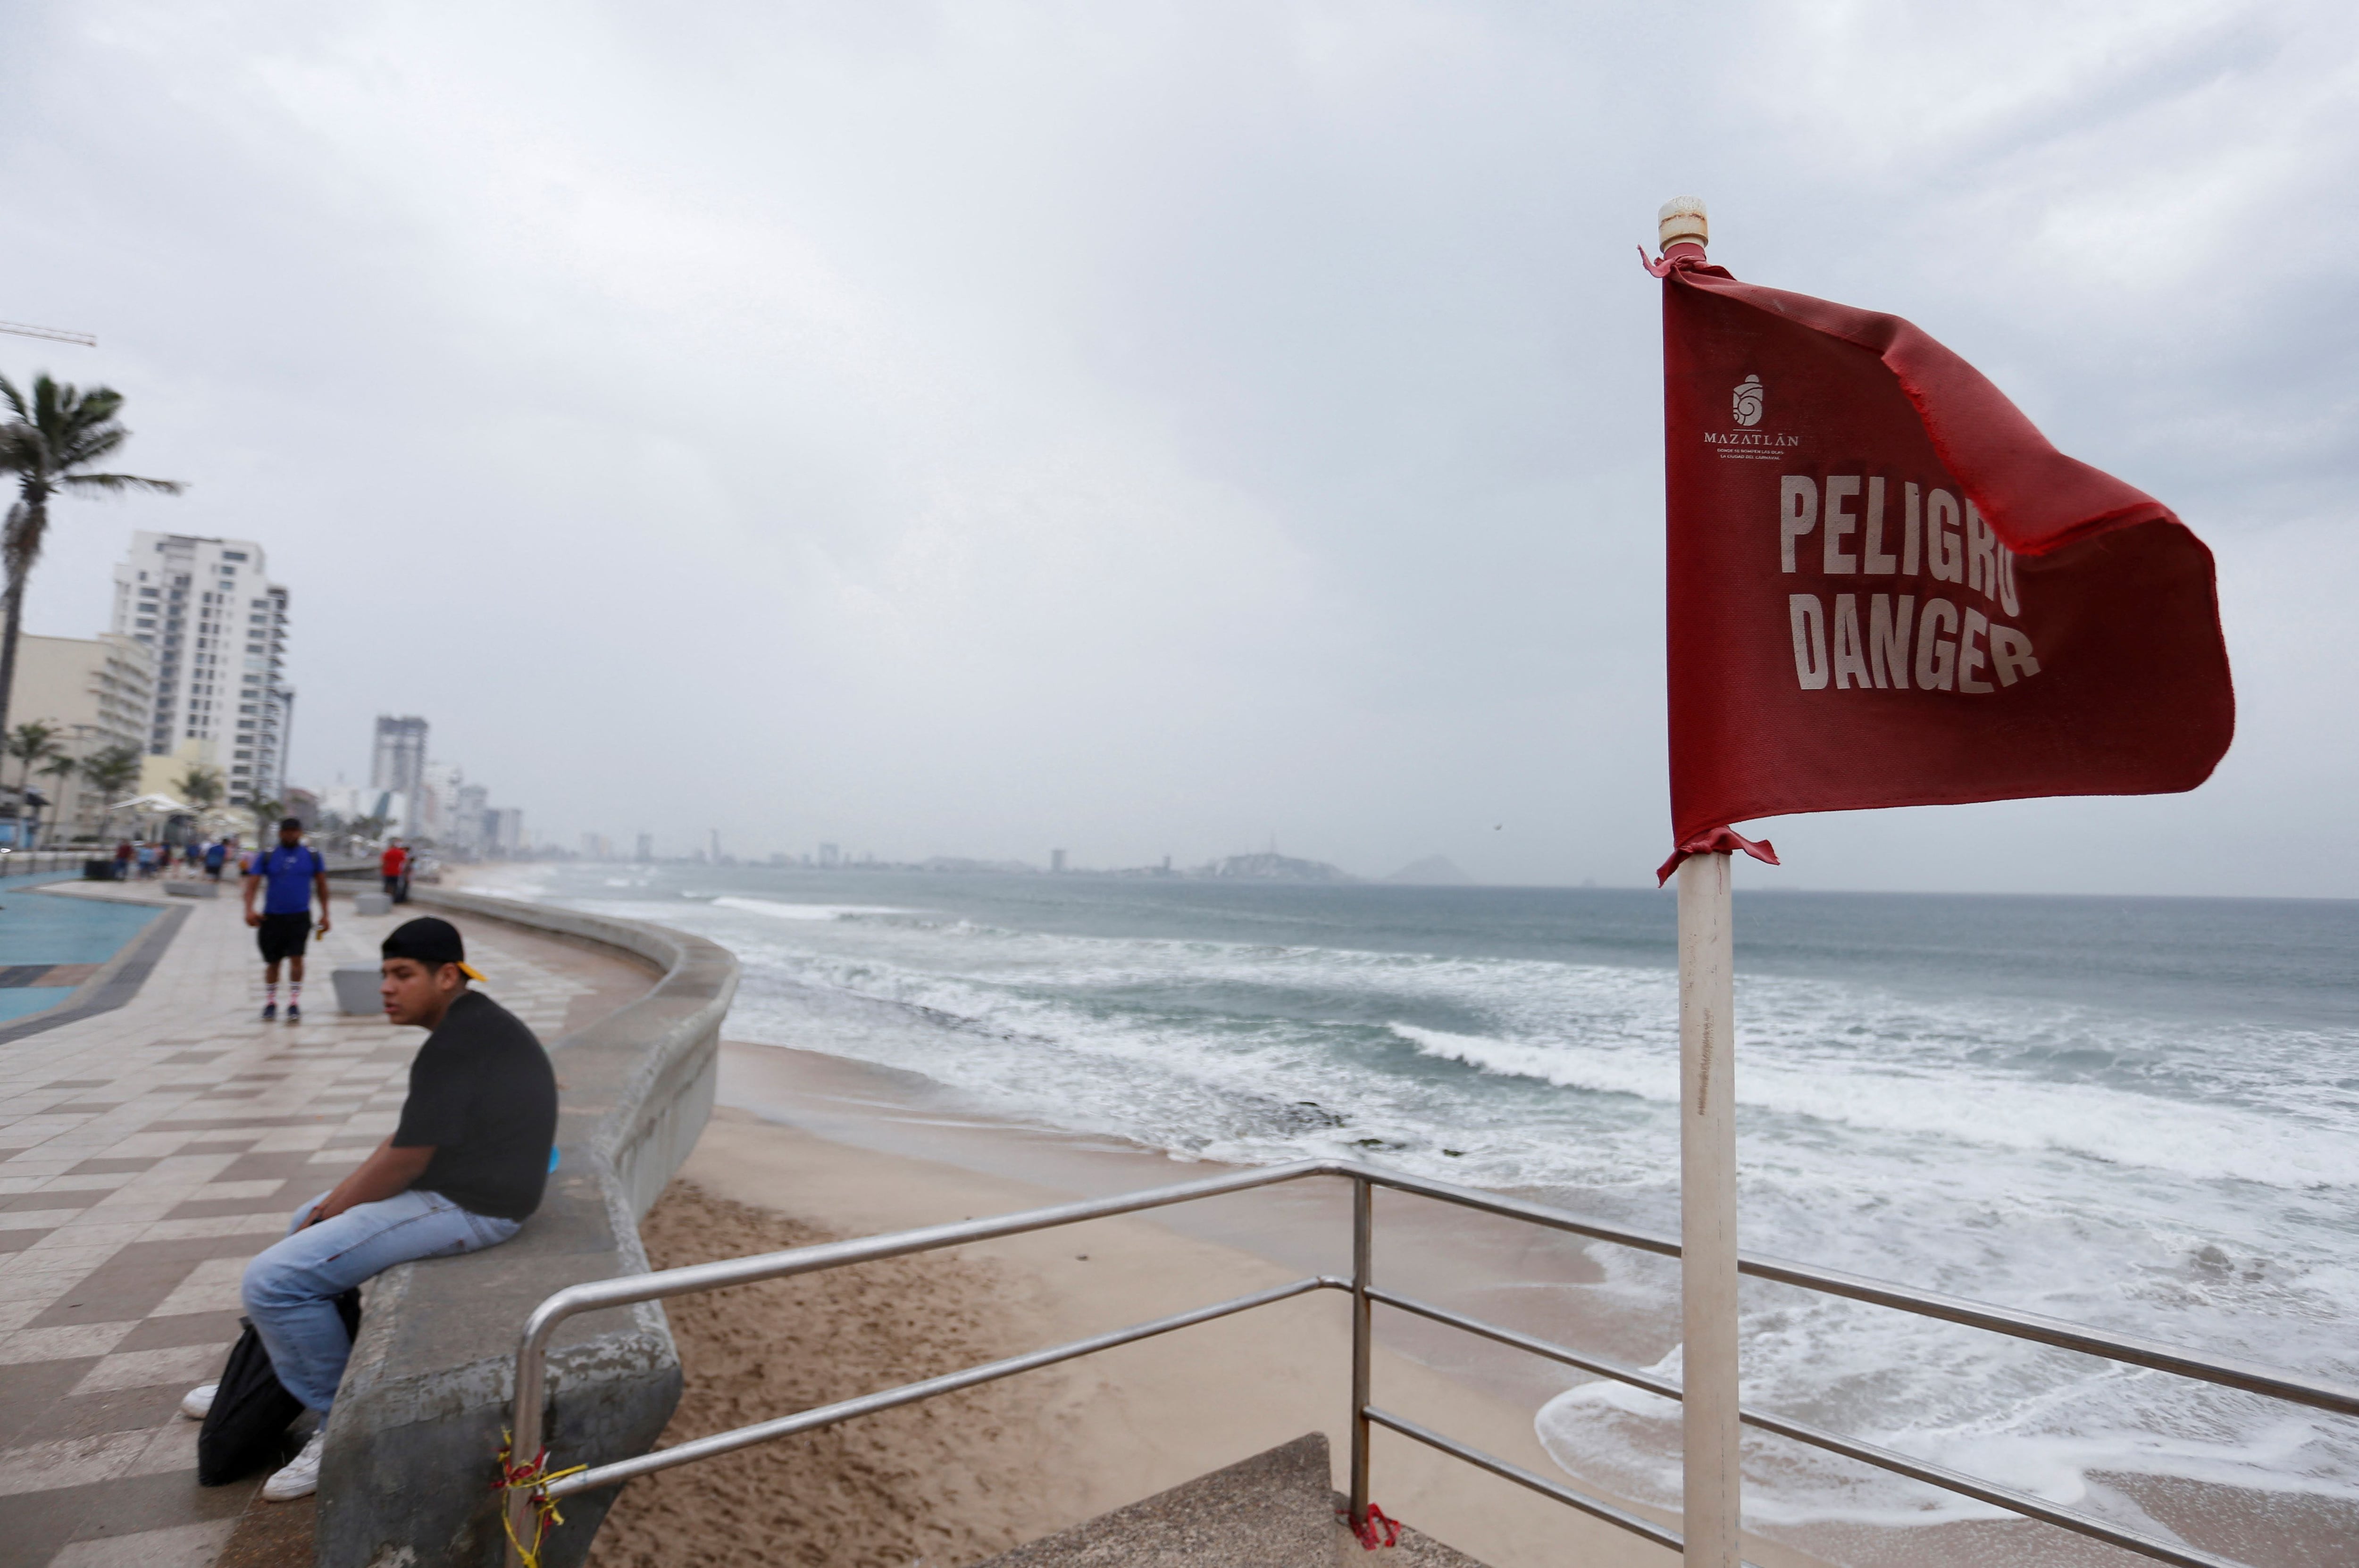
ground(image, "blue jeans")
xmin=243 ymin=1188 xmax=522 ymax=1413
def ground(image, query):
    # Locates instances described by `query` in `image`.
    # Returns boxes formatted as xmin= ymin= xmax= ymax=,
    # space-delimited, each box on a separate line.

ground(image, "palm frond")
xmin=0 ymin=424 xmax=48 ymax=478
xmin=56 ymin=425 xmax=128 ymax=469
xmin=60 ymin=472 xmax=185 ymax=496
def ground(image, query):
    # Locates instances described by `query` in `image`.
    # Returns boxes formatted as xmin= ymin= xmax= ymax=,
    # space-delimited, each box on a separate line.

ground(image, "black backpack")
xmin=196 ymin=1289 xmax=363 ymax=1485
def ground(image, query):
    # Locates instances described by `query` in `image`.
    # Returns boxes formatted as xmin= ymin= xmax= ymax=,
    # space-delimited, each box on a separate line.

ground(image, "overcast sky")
xmin=3 ymin=2 xmax=2354 ymax=895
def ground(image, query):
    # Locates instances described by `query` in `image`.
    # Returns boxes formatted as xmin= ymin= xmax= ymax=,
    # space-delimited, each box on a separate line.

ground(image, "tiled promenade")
xmin=0 ymin=877 xmax=654 ymax=1567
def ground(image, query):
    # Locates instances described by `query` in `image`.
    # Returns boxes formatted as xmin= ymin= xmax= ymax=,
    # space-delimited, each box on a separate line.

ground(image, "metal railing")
xmin=506 ymin=1159 xmax=2359 ymax=1568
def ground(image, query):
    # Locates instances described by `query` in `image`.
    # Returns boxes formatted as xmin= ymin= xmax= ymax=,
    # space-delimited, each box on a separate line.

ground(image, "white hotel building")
xmin=110 ymin=533 xmax=292 ymax=806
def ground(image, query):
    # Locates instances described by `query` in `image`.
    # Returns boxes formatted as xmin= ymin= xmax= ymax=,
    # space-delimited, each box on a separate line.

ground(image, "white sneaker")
xmin=179 ymin=1382 xmax=217 ymax=1421
xmin=262 ymin=1424 xmax=328 ymax=1501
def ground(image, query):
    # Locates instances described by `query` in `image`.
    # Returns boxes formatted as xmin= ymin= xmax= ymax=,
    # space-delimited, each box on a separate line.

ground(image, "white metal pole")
xmin=1677 ymin=848 xmax=1740 ymax=1567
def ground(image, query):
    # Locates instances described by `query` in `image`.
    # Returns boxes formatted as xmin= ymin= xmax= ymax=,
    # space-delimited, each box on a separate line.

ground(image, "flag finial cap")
xmin=1658 ymin=196 xmax=1708 ymax=253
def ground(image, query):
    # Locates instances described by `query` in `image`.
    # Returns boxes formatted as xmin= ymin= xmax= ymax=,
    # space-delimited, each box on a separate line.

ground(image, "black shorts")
xmin=257 ymin=912 xmax=313 ymax=964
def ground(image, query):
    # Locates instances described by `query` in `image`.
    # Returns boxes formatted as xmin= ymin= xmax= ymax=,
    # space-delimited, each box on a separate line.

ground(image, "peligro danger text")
xmin=1776 ymin=474 xmax=2039 ymax=694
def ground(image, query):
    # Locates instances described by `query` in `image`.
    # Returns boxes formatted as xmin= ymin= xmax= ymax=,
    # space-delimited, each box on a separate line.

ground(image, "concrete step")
xmin=974 ymin=1433 xmax=1487 ymax=1568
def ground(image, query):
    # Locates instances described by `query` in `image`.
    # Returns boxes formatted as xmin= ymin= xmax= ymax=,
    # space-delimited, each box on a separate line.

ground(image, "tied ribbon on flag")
xmin=1653 ymin=249 xmax=2233 ymax=873
xmin=1655 ymin=826 xmax=1779 ymax=888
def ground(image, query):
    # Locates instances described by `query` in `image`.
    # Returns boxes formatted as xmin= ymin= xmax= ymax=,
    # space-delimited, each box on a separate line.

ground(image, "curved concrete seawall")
xmin=317 ymin=887 xmax=737 ymax=1568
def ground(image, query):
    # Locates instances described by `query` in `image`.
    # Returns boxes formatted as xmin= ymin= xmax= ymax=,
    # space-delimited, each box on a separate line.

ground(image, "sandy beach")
xmin=585 ymin=1043 xmax=1838 ymax=1568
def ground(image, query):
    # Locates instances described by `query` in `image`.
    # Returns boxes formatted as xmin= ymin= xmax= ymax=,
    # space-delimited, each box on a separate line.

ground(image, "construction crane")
xmin=0 ymin=320 xmax=97 ymax=347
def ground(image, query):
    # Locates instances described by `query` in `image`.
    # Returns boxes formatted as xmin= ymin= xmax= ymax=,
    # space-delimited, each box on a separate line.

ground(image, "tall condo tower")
xmin=110 ymin=533 xmax=291 ymax=806
xmin=372 ymin=715 xmax=429 ymax=830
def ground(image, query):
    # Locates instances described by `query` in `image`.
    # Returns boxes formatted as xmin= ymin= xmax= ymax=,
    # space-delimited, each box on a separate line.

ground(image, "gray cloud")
xmin=4 ymin=0 xmax=2354 ymax=893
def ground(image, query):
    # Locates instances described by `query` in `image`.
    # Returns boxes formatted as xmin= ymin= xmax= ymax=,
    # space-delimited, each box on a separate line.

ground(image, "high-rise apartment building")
xmin=415 ymin=759 xmax=462 ymax=842
xmin=371 ymin=716 xmax=428 ymax=831
xmin=110 ymin=533 xmax=290 ymax=805
xmin=450 ymin=782 xmax=489 ymax=851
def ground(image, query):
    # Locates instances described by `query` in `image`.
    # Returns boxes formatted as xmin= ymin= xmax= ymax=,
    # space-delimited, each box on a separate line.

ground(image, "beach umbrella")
xmin=1643 ymin=197 xmax=2232 ymax=1568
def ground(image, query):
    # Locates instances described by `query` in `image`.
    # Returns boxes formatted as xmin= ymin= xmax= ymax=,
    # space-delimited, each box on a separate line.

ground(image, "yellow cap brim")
xmin=458 ymin=962 xmax=485 ymax=982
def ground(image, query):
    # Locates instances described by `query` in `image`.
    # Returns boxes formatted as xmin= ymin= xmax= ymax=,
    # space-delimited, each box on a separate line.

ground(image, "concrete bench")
xmin=163 ymin=881 xmax=219 ymax=899
xmin=330 ymin=967 xmax=381 ymax=1015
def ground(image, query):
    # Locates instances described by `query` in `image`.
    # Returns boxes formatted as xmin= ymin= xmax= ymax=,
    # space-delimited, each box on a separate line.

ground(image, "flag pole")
xmin=1661 ymin=192 xmax=1742 ymax=1568
xmin=1677 ymin=848 xmax=1740 ymax=1567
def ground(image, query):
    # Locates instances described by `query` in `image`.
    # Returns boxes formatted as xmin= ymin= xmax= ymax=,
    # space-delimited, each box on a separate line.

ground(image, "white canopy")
xmin=112 ymin=793 xmax=193 ymax=816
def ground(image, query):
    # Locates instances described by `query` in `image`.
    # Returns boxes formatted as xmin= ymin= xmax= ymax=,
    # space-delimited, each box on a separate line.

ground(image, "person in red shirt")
xmin=380 ymin=840 xmax=409 ymax=903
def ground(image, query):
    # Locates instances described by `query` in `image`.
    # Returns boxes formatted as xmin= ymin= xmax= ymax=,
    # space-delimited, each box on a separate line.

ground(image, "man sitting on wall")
xmin=180 ymin=917 xmax=559 ymax=1501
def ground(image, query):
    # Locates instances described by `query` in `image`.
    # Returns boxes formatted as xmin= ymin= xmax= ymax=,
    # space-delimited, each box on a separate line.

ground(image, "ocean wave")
xmin=709 ymin=895 xmax=926 ymax=922
xmin=1535 ymin=1376 xmax=2359 ymax=1528
xmin=1384 ymin=1020 xmax=2359 ymax=1191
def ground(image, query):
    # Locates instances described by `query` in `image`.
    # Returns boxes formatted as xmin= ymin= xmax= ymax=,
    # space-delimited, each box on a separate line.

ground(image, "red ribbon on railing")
xmin=495 ymin=1429 xmax=588 ymax=1568
xmin=1343 ymin=1502 xmax=1404 ymax=1551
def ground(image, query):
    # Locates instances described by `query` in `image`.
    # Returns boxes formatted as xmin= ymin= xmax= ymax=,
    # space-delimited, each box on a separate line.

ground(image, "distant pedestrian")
xmin=243 ymin=817 xmax=331 ymax=1024
xmin=204 ymin=838 xmax=227 ymax=881
xmin=380 ymin=839 xmax=408 ymax=902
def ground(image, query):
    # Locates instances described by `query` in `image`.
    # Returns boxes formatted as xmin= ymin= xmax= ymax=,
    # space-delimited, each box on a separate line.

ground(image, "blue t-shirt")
xmin=251 ymin=844 xmax=325 ymax=915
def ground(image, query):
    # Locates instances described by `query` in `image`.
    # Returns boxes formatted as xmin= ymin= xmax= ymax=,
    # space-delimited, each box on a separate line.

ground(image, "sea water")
xmin=491 ymin=864 xmax=2359 ymax=1543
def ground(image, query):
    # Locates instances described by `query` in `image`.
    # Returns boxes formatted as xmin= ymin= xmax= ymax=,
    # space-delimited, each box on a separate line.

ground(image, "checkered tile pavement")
xmin=0 ymin=882 xmax=607 ymax=1567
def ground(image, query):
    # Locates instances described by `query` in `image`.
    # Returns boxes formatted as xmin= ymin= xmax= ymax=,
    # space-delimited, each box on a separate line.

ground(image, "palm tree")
xmin=0 ymin=373 xmax=183 ymax=739
xmin=175 ymin=764 xmax=224 ymax=811
xmin=37 ymin=747 xmax=79 ymax=843
xmin=250 ymin=795 xmax=284 ymax=843
xmin=7 ymin=720 xmax=62 ymax=792
xmin=78 ymin=742 xmax=141 ymax=838
xmin=5 ymin=721 xmax=62 ymax=848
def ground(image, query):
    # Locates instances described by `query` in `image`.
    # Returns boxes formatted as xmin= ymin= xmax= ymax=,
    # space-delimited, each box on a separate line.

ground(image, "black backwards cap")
xmin=382 ymin=917 xmax=485 ymax=981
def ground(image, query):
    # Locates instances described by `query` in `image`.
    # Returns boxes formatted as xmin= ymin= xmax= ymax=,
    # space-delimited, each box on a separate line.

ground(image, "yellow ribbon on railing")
xmin=495 ymin=1429 xmax=590 ymax=1568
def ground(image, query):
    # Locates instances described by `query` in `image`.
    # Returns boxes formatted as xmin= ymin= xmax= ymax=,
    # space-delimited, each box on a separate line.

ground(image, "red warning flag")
xmin=1655 ymin=251 xmax=2233 ymax=879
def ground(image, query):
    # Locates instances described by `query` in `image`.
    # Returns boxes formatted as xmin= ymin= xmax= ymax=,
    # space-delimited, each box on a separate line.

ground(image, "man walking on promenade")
xmin=204 ymin=836 xmax=228 ymax=881
xmin=380 ymin=837 xmax=408 ymax=902
xmin=180 ymin=917 xmax=558 ymax=1501
xmin=243 ymin=817 xmax=329 ymax=1022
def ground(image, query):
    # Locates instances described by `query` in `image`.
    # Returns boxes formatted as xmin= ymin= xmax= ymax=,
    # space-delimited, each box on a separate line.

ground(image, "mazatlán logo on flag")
xmin=1732 ymin=374 xmax=1764 ymax=427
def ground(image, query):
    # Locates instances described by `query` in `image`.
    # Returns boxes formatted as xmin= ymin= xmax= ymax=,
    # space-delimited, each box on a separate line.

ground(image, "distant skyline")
xmin=5 ymin=3 xmax=2355 ymax=895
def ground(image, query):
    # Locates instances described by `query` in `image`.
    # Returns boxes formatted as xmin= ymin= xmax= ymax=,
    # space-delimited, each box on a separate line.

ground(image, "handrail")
xmin=1348 ymin=1165 xmax=2359 ymax=1419
xmin=1368 ymin=1286 xmax=2244 ymax=1568
xmin=550 ymin=1276 xmax=1342 ymax=1499
xmin=1363 ymin=1405 xmax=1682 ymax=1553
xmin=507 ymin=1158 xmax=2351 ymax=1568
